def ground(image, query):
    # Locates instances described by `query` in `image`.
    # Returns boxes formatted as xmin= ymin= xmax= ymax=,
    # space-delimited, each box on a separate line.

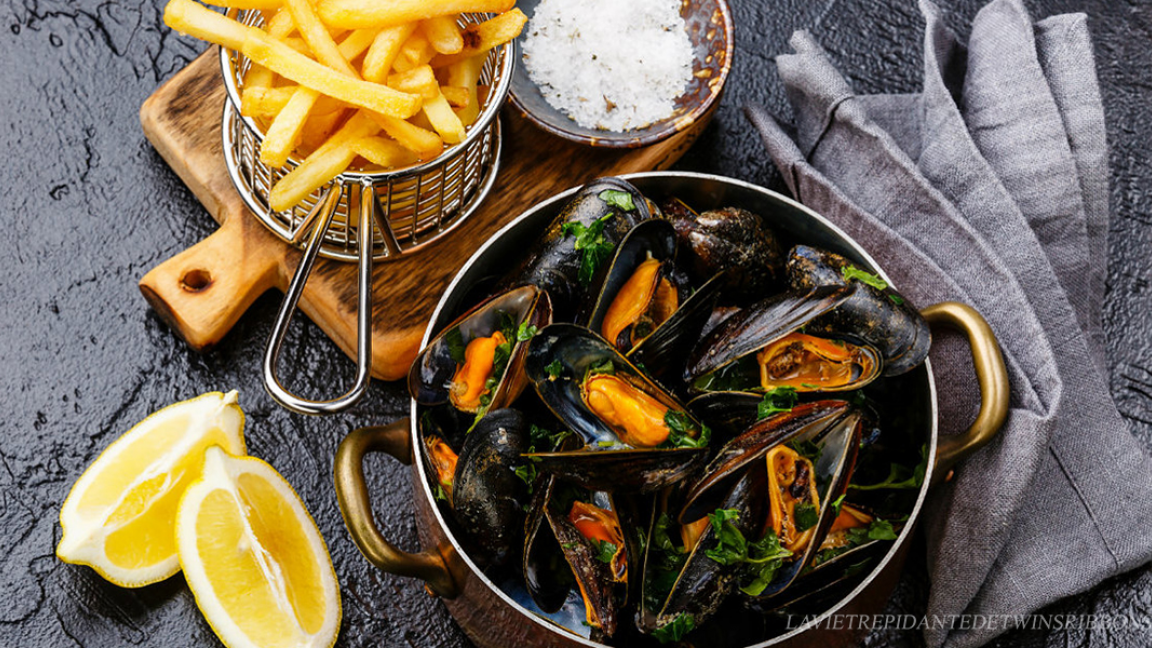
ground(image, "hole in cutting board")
xmin=181 ymin=269 xmax=213 ymax=292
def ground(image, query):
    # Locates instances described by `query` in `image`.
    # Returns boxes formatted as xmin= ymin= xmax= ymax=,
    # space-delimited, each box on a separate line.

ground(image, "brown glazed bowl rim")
xmin=411 ymin=171 xmax=939 ymax=646
xmin=507 ymin=0 xmax=735 ymax=149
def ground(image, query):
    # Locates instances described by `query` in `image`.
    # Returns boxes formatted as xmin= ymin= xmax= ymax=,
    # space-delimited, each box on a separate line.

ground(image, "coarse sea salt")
xmin=521 ymin=0 xmax=695 ymax=132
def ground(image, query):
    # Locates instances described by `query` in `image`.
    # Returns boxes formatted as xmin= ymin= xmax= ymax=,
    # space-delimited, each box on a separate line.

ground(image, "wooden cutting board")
xmin=138 ymin=48 xmax=708 ymax=381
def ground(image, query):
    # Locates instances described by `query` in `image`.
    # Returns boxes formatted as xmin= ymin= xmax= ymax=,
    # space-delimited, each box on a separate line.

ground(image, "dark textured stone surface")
xmin=1 ymin=0 xmax=1149 ymax=646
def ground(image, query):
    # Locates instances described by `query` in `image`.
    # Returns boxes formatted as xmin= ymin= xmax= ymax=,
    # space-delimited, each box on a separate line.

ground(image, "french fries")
xmin=163 ymin=0 xmax=524 ymax=211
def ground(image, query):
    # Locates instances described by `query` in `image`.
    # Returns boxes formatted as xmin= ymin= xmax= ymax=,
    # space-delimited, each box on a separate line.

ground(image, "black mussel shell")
xmin=408 ymin=285 xmax=552 ymax=413
xmin=687 ymin=391 xmax=762 ymax=445
xmin=499 ymin=177 xmax=652 ymax=321
xmin=525 ymin=324 xmax=709 ymax=492
xmin=787 ymin=245 xmax=930 ymax=376
xmin=452 ymin=409 xmax=530 ymax=567
xmin=523 ymin=471 xmax=573 ymax=613
xmin=663 ymin=198 xmax=785 ymax=302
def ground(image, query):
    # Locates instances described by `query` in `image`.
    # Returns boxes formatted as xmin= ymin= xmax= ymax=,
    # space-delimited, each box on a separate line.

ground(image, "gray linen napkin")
xmin=745 ymin=1 xmax=1152 ymax=646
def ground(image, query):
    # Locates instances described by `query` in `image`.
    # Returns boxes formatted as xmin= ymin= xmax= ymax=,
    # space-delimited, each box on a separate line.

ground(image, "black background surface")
xmin=2 ymin=0 xmax=1151 ymax=646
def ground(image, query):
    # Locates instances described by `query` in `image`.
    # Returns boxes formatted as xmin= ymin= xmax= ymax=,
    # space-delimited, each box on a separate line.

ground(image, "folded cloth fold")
xmin=746 ymin=1 xmax=1152 ymax=646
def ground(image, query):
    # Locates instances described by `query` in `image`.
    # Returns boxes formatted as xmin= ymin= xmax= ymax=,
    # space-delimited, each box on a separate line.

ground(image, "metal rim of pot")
xmin=334 ymin=171 xmax=1010 ymax=647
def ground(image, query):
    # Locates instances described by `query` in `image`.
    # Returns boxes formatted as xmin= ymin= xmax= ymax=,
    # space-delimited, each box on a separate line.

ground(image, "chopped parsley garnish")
xmin=661 ymin=410 xmax=710 ymax=449
xmin=445 ymin=327 xmax=466 ymax=364
xmin=757 ymin=386 xmax=799 ymax=419
xmin=888 ymin=293 xmax=905 ymax=306
xmin=793 ymin=503 xmax=819 ymax=532
xmin=800 ymin=382 xmax=820 ymax=390
xmin=850 ymin=444 xmax=928 ymax=491
xmin=866 ymin=519 xmax=898 ymax=540
xmin=528 ymin=423 xmax=571 ymax=451
xmin=831 ymin=494 xmax=847 ymax=516
xmin=703 ymin=508 xmax=793 ymax=597
xmin=561 ymin=541 xmax=579 ymax=550
xmin=562 ymin=214 xmax=616 ymax=286
xmin=651 ymin=613 xmax=695 ymax=644
xmin=841 ymin=265 xmax=889 ymax=291
xmin=514 ymin=463 xmax=537 ymax=488
xmin=788 ymin=438 xmax=822 ymax=462
xmin=592 ymin=539 xmax=618 ymax=564
xmin=587 ymin=358 xmax=615 ymax=376
xmin=545 ymin=359 xmax=563 ymax=379
xmin=597 ymin=440 xmax=618 ymax=448
xmin=597 ymin=189 xmax=637 ymax=212
xmin=516 ymin=321 xmax=538 ymax=342
xmin=434 ymin=483 xmax=449 ymax=502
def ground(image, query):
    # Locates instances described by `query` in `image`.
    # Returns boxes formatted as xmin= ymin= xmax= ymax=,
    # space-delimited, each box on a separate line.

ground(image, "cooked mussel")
xmin=451 ymin=409 xmax=531 ymax=566
xmin=525 ymin=324 xmax=709 ymax=492
xmin=500 ymin=178 xmax=653 ymax=321
xmin=687 ymin=286 xmax=883 ymax=394
xmin=663 ymin=198 xmax=785 ymax=301
xmin=408 ymin=285 xmax=552 ymax=415
xmin=787 ymin=245 xmax=930 ymax=376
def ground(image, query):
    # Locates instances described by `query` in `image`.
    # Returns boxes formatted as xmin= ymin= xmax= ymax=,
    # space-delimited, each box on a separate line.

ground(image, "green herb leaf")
xmin=841 ymin=265 xmax=889 ymax=291
xmin=867 ymin=519 xmax=898 ymax=541
xmin=831 ymin=494 xmax=847 ymax=516
xmin=800 ymin=382 xmax=820 ymax=390
xmin=562 ymin=214 xmax=616 ymax=286
xmin=788 ymin=438 xmax=822 ymax=462
xmin=588 ymin=358 xmax=615 ymax=376
xmin=793 ymin=503 xmax=819 ymax=532
xmin=888 ymin=293 xmax=905 ymax=306
xmin=662 ymin=411 xmax=708 ymax=449
xmin=757 ymin=386 xmax=799 ymax=419
xmin=514 ymin=463 xmax=537 ymax=487
xmin=561 ymin=541 xmax=579 ymax=550
xmin=516 ymin=321 xmax=538 ymax=342
xmin=545 ymin=359 xmax=563 ymax=379
xmin=597 ymin=440 xmax=618 ymax=448
xmin=434 ymin=483 xmax=449 ymax=502
xmin=849 ymin=444 xmax=927 ymax=491
xmin=592 ymin=539 xmax=618 ymax=564
xmin=598 ymin=189 xmax=637 ymax=212
xmin=445 ymin=327 xmax=466 ymax=364
xmin=703 ymin=507 xmax=793 ymax=596
xmin=651 ymin=613 xmax=695 ymax=644
xmin=739 ymin=531 xmax=792 ymax=596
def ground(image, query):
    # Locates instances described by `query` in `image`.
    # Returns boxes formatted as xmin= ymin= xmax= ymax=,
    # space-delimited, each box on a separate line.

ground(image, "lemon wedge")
xmin=176 ymin=446 xmax=341 ymax=648
xmin=57 ymin=390 xmax=246 ymax=587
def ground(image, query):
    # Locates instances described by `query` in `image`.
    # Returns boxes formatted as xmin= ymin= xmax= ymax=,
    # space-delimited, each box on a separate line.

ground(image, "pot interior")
xmin=412 ymin=171 xmax=938 ymax=647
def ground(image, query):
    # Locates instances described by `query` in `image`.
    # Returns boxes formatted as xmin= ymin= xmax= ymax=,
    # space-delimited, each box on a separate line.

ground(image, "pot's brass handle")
xmin=922 ymin=302 xmax=1010 ymax=485
xmin=334 ymin=417 xmax=461 ymax=598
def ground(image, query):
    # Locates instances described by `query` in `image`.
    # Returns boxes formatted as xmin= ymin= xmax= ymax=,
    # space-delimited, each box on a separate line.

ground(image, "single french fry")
xmin=284 ymin=0 xmax=358 ymax=77
xmin=202 ymin=0 xmax=283 ymax=8
xmin=241 ymin=85 xmax=297 ymax=117
xmin=362 ymin=24 xmax=416 ymax=83
xmin=422 ymin=90 xmax=465 ymax=144
xmin=268 ymin=111 xmax=380 ymax=211
xmin=440 ymin=85 xmax=469 ymax=108
xmin=446 ymin=53 xmax=484 ymax=125
xmin=244 ymin=63 xmax=276 ymax=89
xmin=430 ymin=9 xmax=525 ymax=68
xmin=422 ymin=16 xmax=463 ymax=55
xmin=280 ymin=35 xmax=311 ymax=55
xmin=337 ymin=28 xmax=379 ymax=61
xmin=241 ymin=31 xmax=421 ymax=117
xmin=392 ymin=31 xmax=432 ymax=73
xmin=352 ymin=136 xmax=419 ymax=168
xmin=265 ymin=6 xmax=295 ymax=37
xmin=163 ymin=0 xmax=254 ymax=51
xmin=367 ymin=113 xmax=443 ymax=159
xmin=317 ymin=0 xmax=513 ymax=30
xmin=387 ymin=65 xmax=438 ymax=101
xmin=298 ymin=108 xmax=349 ymax=154
xmin=260 ymin=87 xmax=320 ymax=166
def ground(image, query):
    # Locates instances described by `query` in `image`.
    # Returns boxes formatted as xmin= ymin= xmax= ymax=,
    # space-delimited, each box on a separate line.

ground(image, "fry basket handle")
xmin=262 ymin=179 xmax=374 ymax=415
xmin=922 ymin=301 xmax=1010 ymax=484
xmin=334 ymin=417 xmax=461 ymax=598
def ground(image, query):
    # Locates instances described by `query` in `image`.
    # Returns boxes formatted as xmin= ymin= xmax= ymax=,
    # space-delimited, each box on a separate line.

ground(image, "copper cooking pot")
xmin=334 ymin=172 xmax=1010 ymax=648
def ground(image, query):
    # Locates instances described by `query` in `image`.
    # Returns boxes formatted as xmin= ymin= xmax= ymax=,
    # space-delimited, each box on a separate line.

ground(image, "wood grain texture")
xmin=138 ymin=48 xmax=706 ymax=381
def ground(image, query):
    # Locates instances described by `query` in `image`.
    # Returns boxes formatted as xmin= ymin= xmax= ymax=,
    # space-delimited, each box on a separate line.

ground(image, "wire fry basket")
xmin=219 ymin=10 xmax=513 ymax=415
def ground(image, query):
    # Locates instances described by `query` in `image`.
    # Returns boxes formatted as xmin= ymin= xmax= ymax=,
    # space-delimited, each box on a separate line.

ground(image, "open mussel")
xmin=524 ymin=324 xmax=710 ymax=493
xmin=408 ymin=285 xmax=552 ymax=417
xmin=687 ymin=286 xmax=883 ymax=394
xmin=787 ymin=245 xmax=930 ymax=376
xmin=500 ymin=177 xmax=653 ymax=321
xmin=663 ymin=198 xmax=785 ymax=302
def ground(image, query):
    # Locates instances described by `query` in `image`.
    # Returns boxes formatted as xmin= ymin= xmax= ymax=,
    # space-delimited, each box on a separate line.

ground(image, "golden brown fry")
xmin=392 ymin=31 xmax=432 ymax=73
xmin=446 ymin=53 xmax=484 ymax=125
xmin=387 ymin=65 xmax=438 ymax=101
xmin=202 ymin=0 xmax=283 ymax=8
xmin=265 ymin=6 xmax=295 ymax=37
xmin=284 ymin=0 xmax=358 ymax=77
xmin=317 ymin=0 xmax=513 ymax=30
xmin=422 ymin=16 xmax=462 ymax=55
xmin=260 ymin=87 xmax=320 ymax=166
xmin=440 ymin=85 xmax=469 ymax=108
xmin=268 ymin=111 xmax=380 ymax=211
xmin=240 ymin=85 xmax=297 ymax=118
xmin=431 ymin=9 xmax=525 ymax=67
xmin=361 ymin=24 xmax=416 ymax=83
xmin=337 ymin=28 xmax=379 ymax=61
xmin=421 ymin=90 xmax=465 ymax=144
xmin=351 ymin=136 xmax=419 ymax=168
xmin=241 ymin=31 xmax=421 ymax=117
xmin=163 ymin=0 xmax=254 ymax=51
xmin=368 ymin=113 xmax=443 ymax=160
xmin=298 ymin=108 xmax=349 ymax=154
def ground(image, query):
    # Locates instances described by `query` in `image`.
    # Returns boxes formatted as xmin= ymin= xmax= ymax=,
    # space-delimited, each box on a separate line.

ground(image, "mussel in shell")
xmin=663 ymin=198 xmax=785 ymax=301
xmin=408 ymin=285 xmax=552 ymax=415
xmin=687 ymin=286 xmax=883 ymax=394
xmin=499 ymin=177 xmax=653 ymax=321
xmin=525 ymin=324 xmax=709 ymax=492
xmin=787 ymin=245 xmax=930 ymax=376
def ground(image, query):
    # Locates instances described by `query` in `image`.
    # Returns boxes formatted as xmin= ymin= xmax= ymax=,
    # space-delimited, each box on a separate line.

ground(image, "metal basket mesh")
xmin=220 ymin=11 xmax=510 ymax=261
